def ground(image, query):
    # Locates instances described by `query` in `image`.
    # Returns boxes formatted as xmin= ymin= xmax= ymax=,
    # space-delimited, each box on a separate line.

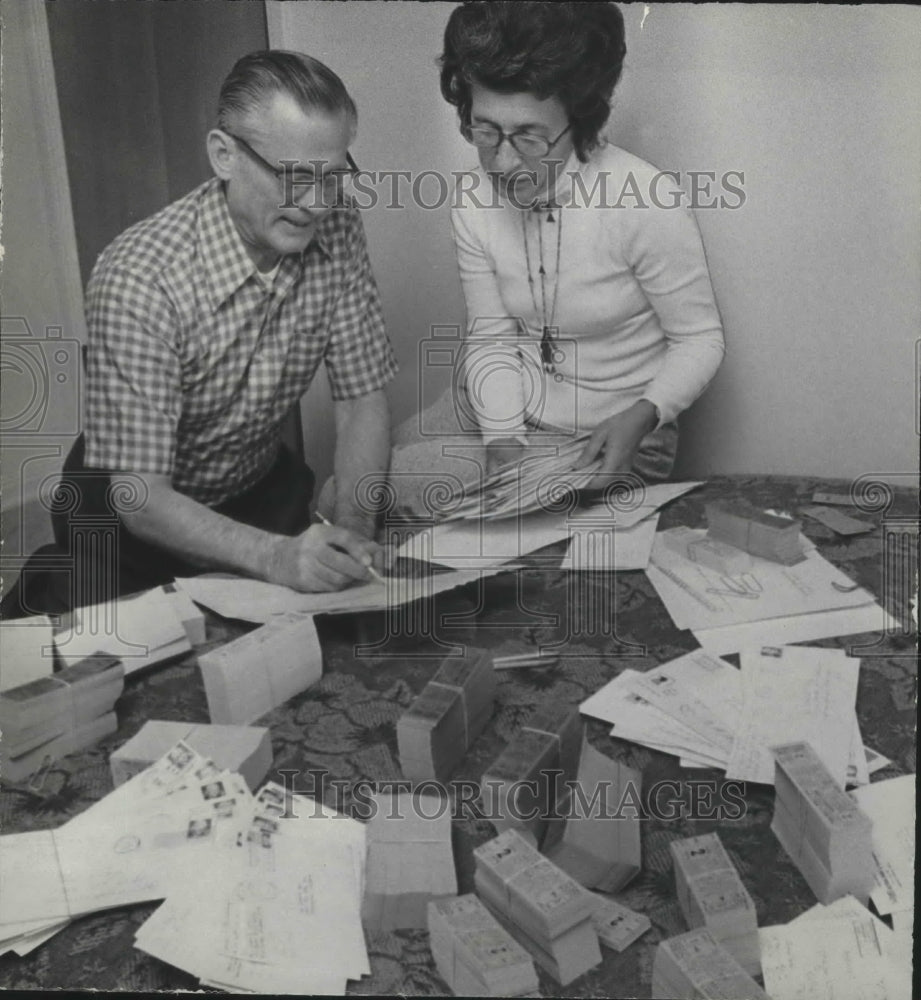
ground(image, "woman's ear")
xmin=207 ymin=129 xmax=235 ymax=181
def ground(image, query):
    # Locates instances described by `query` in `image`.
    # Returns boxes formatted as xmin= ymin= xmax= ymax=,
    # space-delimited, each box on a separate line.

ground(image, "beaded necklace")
xmin=522 ymin=203 xmax=563 ymax=374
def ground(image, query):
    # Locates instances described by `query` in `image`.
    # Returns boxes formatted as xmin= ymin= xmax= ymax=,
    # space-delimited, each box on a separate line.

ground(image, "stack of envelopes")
xmin=651 ymin=928 xmax=769 ymax=1000
xmin=198 ymin=612 xmax=323 ymax=725
xmin=771 ymin=741 xmax=875 ymax=904
xmin=481 ymin=701 xmax=583 ymax=843
xmin=473 ymin=829 xmax=601 ymax=985
xmin=441 ymin=435 xmax=604 ymax=522
xmin=705 ymin=500 xmax=804 ymax=565
xmin=0 ymin=654 xmax=123 ymax=783
xmin=361 ymin=791 xmax=457 ymax=932
xmin=669 ymin=832 xmax=760 ymax=975
xmin=427 ymin=893 xmax=538 ymax=997
xmin=134 ymin=777 xmax=370 ymax=994
xmin=0 ymin=740 xmax=251 ymax=956
xmin=397 ymin=650 xmax=497 ymax=782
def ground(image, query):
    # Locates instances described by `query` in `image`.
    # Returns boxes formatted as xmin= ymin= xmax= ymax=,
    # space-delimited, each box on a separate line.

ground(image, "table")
xmin=1 ymin=475 xmax=916 ymax=995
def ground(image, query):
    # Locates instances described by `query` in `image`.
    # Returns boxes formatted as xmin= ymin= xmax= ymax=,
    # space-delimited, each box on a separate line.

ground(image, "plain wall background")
xmin=268 ymin=1 xmax=921 ymax=488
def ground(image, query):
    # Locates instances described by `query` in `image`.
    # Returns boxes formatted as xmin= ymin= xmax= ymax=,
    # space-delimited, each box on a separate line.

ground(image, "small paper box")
xmin=480 ymin=702 xmax=583 ymax=842
xmin=590 ymin=894 xmax=651 ymax=952
xmin=0 ymin=655 xmax=124 ymax=757
xmin=397 ymin=650 xmax=496 ymax=783
xmin=198 ymin=612 xmax=322 ymax=725
xmin=543 ymin=740 xmax=642 ymax=893
xmin=362 ymin=792 xmax=457 ymax=932
xmin=110 ymin=720 xmax=272 ymax=791
xmin=651 ymin=928 xmax=769 ymax=1000
xmin=705 ymin=501 xmax=804 ymax=565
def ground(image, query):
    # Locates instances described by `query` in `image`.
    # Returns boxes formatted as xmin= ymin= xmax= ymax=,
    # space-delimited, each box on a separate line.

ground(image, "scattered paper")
xmin=726 ymin=646 xmax=859 ymax=786
xmin=177 ymin=567 xmax=505 ymax=624
xmin=802 ymin=506 xmax=875 ymax=536
xmin=560 ymin=515 xmax=659 ymax=571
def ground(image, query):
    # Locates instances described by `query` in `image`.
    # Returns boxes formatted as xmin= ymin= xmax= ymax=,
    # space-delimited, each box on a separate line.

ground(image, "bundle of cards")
xmin=198 ymin=612 xmax=323 ymax=725
xmin=135 ymin=780 xmax=370 ymax=994
xmin=428 ymin=894 xmax=539 ymax=997
xmin=705 ymin=500 xmax=804 ymax=565
xmin=397 ymin=650 xmax=496 ymax=782
xmin=590 ymin=894 xmax=651 ymax=952
xmin=0 ymin=654 xmax=124 ymax=783
xmin=0 ymin=740 xmax=251 ymax=955
xmin=473 ymin=829 xmax=601 ymax=985
xmin=110 ymin=720 xmax=272 ymax=791
xmin=441 ymin=434 xmax=604 ymax=522
xmin=669 ymin=832 xmax=760 ymax=975
xmin=771 ymin=741 xmax=875 ymax=904
xmin=651 ymin=928 xmax=769 ymax=1000
xmin=481 ymin=701 xmax=583 ymax=843
xmin=362 ymin=792 xmax=457 ymax=932
xmin=543 ymin=741 xmax=642 ymax=893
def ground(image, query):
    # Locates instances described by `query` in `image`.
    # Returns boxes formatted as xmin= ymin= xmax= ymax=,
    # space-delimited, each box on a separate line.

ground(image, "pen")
xmin=315 ymin=511 xmax=386 ymax=585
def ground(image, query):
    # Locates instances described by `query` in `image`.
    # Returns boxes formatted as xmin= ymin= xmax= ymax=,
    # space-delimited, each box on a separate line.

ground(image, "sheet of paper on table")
xmin=0 ymin=616 xmax=56 ymax=691
xmin=850 ymin=773 xmax=916 ymax=916
xmin=559 ymin=515 xmax=659 ymax=571
xmin=725 ymin=646 xmax=859 ymax=786
xmin=395 ymin=508 xmax=573 ymax=568
xmin=646 ymin=529 xmax=875 ymax=632
xmin=759 ymin=895 xmax=911 ymax=1000
xmin=176 ymin=566 xmax=506 ymax=624
xmin=691 ymin=602 xmax=903 ymax=656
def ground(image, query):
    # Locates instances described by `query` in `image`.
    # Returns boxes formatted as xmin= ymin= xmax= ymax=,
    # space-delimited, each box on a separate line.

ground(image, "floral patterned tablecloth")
xmin=1 ymin=476 xmax=916 ymax=996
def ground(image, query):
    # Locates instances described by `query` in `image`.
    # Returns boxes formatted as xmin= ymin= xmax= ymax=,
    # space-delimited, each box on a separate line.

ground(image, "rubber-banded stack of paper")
xmin=705 ymin=500 xmax=804 ymax=565
xmin=427 ymin=894 xmax=539 ymax=997
xmin=473 ymin=829 xmax=601 ymax=985
xmin=771 ymin=741 xmax=875 ymax=904
xmin=651 ymin=928 xmax=769 ymax=1000
xmin=397 ymin=651 xmax=497 ymax=782
xmin=0 ymin=655 xmax=123 ymax=783
xmin=480 ymin=702 xmax=583 ymax=844
xmin=669 ymin=832 xmax=760 ymax=976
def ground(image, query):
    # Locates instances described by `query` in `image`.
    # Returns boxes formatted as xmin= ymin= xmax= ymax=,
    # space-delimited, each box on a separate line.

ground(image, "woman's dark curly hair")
xmin=439 ymin=2 xmax=626 ymax=162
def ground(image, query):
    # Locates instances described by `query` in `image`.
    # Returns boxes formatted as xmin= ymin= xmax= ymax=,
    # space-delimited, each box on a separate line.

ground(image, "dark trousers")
xmin=1 ymin=436 xmax=314 ymax=619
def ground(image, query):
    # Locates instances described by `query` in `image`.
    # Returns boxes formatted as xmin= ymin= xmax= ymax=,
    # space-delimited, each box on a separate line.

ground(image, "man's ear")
xmin=207 ymin=129 xmax=235 ymax=180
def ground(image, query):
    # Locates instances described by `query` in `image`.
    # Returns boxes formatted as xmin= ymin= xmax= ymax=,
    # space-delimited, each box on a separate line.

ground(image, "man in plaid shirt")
xmin=5 ymin=51 xmax=397 ymax=614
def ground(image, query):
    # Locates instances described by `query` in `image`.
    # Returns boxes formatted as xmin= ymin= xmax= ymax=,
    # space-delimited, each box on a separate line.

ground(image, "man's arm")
xmin=331 ymin=388 xmax=391 ymax=538
xmin=115 ymin=473 xmax=378 ymax=592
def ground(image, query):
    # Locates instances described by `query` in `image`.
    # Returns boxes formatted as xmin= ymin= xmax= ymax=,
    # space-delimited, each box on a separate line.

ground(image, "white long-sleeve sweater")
xmin=450 ymin=143 xmax=725 ymax=442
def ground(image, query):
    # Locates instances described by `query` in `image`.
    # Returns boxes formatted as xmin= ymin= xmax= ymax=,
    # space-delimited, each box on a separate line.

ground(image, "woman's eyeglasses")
xmin=461 ymin=122 xmax=571 ymax=159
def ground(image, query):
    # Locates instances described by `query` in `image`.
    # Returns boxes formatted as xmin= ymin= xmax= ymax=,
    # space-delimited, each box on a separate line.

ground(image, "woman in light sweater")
xmin=439 ymin=1 xmax=725 ymax=484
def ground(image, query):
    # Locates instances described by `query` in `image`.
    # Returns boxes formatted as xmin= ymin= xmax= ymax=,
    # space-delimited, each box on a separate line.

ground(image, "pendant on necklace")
xmin=540 ymin=326 xmax=556 ymax=374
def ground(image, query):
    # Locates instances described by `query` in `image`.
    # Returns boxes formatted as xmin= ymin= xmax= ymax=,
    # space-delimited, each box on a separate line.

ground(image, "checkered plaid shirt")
xmin=83 ymin=178 xmax=397 ymax=505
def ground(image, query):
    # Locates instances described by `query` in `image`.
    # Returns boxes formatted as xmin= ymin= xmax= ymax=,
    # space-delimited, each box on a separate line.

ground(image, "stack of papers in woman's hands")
xmin=579 ymin=648 xmax=876 ymax=787
xmin=441 ymin=435 xmax=604 ymax=522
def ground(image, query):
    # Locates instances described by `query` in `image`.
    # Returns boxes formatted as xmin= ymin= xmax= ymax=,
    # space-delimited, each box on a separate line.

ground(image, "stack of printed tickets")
xmin=651 ymin=928 xmax=769 ymax=1000
xmin=580 ymin=647 xmax=888 ymax=787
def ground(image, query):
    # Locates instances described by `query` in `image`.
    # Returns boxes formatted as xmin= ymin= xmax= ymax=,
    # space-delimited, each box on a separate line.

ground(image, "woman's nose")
xmin=490 ymin=136 xmax=522 ymax=174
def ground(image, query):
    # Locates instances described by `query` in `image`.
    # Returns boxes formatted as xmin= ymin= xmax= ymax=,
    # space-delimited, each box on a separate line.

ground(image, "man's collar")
xmin=198 ymin=180 xmax=334 ymax=309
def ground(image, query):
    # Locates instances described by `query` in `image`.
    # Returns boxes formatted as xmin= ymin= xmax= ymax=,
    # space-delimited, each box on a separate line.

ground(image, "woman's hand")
xmin=575 ymin=400 xmax=659 ymax=485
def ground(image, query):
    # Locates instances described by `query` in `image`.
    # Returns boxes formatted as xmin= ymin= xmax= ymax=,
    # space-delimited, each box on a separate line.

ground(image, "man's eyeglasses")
xmin=225 ymin=130 xmax=360 ymax=205
xmin=461 ymin=122 xmax=572 ymax=159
